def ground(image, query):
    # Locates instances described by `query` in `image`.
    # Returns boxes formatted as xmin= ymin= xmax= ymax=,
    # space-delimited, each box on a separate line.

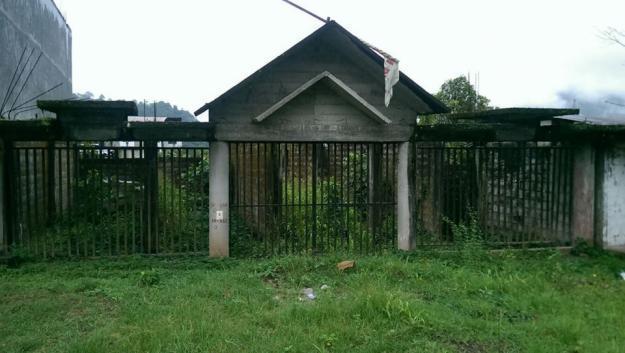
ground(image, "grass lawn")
xmin=1 ymin=247 xmax=625 ymax=353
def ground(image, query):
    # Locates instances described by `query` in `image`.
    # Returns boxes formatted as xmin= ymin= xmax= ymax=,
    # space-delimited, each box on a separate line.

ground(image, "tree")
xmin=601 ymin=27 xmax=625 ymax=48
xmin=435 ymin=76 xmax=491 ymax=114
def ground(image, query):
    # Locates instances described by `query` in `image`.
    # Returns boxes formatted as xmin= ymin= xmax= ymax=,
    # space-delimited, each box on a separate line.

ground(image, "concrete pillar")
xmin=571 ymin=144 xmax=595 ymax=245
xmin=599 ymin=143 xmax=625 ymax=250
xmin=397 ymin=141 xmax=415 ymax=250
xmin=209 ymin=141 xmax=229 ymax=257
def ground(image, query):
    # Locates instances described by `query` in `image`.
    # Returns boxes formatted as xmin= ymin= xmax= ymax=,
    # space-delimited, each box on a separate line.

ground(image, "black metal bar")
xmin=290 ymin=143 xmax=295 ymax=253
xmin=200 ymin=148 xmax=207 ymax=251
xmin=145 ymin=142 xmax=158 ymax=254
xmin=359 ymin=144 xmax=366 ymax=253
xmin=2 ymin=141 xmax=15 ymax=253
xmin=33 ymin=147 xmax=41 ymax=255
xmin=565 ymin=148 xmax=574 ymax=243
xmin=311 ymin=143 xmax=318 ymax=252
xmin=114 ymin=146 xmax=120 ymax=255
xmin=177 ymin=147 xmax=183 ymax=253
xmin=555 ymin=146 xmax=563 ymax=241
xmin=72 ymin=143 xmax=79 ymax=256
xmin=13 ymin=145 xmax=23 ymax=252
xmin=192 ymin=148 xmax=198 ymax=252
xmin=304 ymin=143 xmax=309 ymax=252
xmin=169 ymin=147 xmax=175 ymax=252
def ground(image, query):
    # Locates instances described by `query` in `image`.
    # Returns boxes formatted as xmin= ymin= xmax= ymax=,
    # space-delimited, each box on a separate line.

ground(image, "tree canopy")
xmin=435 ymin=76 xmax=491 ymax=114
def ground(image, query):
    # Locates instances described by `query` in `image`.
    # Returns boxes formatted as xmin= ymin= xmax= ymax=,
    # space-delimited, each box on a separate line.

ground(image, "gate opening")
xmin=229 ymin=142 xmax=398 ymax=255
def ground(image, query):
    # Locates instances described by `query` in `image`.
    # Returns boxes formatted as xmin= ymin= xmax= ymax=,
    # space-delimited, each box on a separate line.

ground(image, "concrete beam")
xmin=571 ymin=144 xmax=595 ymax=245
xmin=209 ymin=141 xmax=229 ymax=257
xmin=397 ymin=142 xmax=415 ymax=250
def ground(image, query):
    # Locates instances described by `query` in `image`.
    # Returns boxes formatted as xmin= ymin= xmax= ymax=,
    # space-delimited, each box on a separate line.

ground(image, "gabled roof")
xmin=253 ymin=71 xmax=391 ymax=124
xmin=194 ymin=21 xmax=448 ymax=116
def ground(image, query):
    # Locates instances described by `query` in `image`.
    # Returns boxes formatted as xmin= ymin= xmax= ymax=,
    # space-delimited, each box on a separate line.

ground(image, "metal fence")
xmin=2 ymin=139 xmax=577 ymax=258
xmin=229 ymin=142 xmax=398 ymax=255
xmin=5 ymin=141 xmax=210 ymax=257
xmin=414 ymin=142 xmax=574 ymax=246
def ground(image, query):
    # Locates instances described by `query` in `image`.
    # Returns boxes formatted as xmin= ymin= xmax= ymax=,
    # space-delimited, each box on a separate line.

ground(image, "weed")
xmin=138 ymin=269 xmax=161 ymax=287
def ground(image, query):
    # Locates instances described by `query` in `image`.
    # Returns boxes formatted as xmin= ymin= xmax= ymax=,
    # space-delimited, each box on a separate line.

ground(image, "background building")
xmin=0 ymin=0 xmax=72 ymax=119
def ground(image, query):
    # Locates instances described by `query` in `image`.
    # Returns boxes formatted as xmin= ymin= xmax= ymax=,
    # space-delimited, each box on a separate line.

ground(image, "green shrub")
xmin=138 ymin=269 xmax=161 ymax=287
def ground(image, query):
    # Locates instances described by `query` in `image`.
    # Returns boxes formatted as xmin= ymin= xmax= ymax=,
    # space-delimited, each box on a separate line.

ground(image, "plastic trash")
xmin=301 ymin=288 xmax=316 ymax=300
xmin=620 ymin=272 xmax=625 ymax=280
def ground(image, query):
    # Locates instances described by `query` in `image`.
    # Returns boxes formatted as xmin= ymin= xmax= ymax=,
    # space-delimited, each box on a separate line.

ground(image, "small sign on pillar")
xmin=209 ymin=142 xmax=230 ymax=257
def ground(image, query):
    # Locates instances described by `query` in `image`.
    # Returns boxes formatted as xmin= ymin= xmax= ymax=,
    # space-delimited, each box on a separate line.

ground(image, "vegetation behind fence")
xmin=414 ymin=142 xmax=574 ymax=246
xmin=2 ymin=139 xmax=576 ymax=258
xmin=6 ymin=142 xmax=210 ymax=257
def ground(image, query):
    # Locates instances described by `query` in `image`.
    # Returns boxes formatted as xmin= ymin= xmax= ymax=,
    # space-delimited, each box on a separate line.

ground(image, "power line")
xmin=281 ymin=0 xmax=328 ymax=23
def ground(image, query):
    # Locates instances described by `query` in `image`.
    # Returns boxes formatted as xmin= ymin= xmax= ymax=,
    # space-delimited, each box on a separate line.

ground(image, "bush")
xmin=138 ymin=269 xmax=161 ymax=287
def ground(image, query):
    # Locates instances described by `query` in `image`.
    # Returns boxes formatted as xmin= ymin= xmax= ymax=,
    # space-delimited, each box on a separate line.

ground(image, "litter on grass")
xmin=300 ymin=288 xmax=316 ymax=301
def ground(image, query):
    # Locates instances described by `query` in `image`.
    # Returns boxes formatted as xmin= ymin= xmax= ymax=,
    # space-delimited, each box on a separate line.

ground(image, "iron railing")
xmin=6 ymin=141 xmax=210 ymax=257
xmin=414 ymin=142 xmax=574 ymax=246
xmin=229 ymin=142 xmax=398 ymax=255
xmin=2 ymin=139 xmax=576 ymax=258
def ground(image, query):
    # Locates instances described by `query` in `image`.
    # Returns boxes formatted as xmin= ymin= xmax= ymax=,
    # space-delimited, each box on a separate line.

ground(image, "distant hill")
xmin=135 ymin=100 xmax=196 ymax=122
xmin=72 ymin=92 xmax=197 ymax=122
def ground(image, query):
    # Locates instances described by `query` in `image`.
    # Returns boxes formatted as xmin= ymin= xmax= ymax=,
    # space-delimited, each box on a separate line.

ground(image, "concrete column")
xmin=397 ymin=141 xmax=415 ymax=250
xmin=209 ymin=141 xmax=229 ymax=257
xmin=599 ymin=143 xmax=625 ymax=250
xmin=571 ymin=144 xmax=595 ymax=245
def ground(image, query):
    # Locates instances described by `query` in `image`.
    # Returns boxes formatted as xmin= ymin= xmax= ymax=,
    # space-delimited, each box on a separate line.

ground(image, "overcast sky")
xmin=56 ymin=0 xmax=625 ymax=118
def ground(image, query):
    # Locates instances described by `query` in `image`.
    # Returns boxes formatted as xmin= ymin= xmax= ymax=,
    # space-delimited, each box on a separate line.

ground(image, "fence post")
xmin=209 ymin=141 xmax=229 ymax=257
xmin=397 ymin=141 xmax=415 ymax=250
xmin=571 ymin=144 xmax=596 ymax=245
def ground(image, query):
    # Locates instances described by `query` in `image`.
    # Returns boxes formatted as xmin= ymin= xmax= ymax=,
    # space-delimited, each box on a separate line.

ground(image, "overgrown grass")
xmin=1 ymin=247 xmax=625 ymax=353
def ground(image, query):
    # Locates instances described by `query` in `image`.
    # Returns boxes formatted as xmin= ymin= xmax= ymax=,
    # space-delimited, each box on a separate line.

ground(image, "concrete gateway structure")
xmin=195 ymin=21 xmax=448 ymax=141
xmin=195 ymin=21 xmax=448 ymax=256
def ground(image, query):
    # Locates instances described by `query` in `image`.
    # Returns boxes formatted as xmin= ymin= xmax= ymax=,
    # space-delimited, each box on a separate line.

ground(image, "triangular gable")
xmin=253 ymin=71 xmax=391 ymax=125
xmin=195 ymin=21 xmax=448 ymax=117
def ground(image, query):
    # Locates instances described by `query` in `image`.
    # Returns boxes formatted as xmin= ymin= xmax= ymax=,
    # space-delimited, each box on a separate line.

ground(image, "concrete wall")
xmin=602 ymin=143 xmax=625 ymax=248
xmin=209 ymin=25 xmax=427 ymax=142
xmin=0 ymin=0 xmax=72 ymax=119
